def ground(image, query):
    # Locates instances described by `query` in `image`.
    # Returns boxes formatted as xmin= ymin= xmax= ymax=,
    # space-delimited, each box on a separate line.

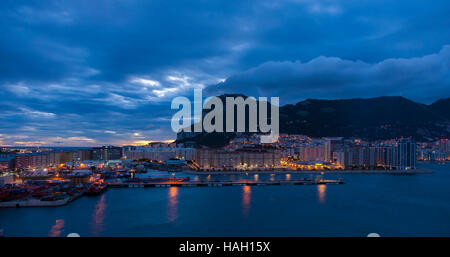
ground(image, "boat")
xmin=0 ymin=190 xmax=9 ymax=202
xmin=85 ymin=183 xmax=107 ymax=196
xmin=41 ymin=195 xmax=57 ymax=201
xmin=32 ymin=190 xmax=52 ymax=198
xmin=0 ymin=188 xmax=29 ymax=201
xmin=53 ymin=192 xmax=67 ymax=200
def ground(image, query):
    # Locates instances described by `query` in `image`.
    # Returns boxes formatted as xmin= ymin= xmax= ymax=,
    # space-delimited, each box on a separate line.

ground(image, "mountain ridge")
xmin=176 ymin=95 xmax=450 ymax=146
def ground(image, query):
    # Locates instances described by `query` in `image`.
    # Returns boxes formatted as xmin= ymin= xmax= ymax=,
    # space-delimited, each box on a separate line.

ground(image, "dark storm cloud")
xmin=0 ymin=0 xmax=449 ymax=145
xmin=208 ymin=45 xmax=450 ymax=104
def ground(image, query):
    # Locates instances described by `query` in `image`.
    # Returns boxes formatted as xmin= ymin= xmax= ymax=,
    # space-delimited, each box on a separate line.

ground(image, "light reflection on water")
xmin=167 ymin=186 xmax=179 ymax=222
xmin=317 ymin=184 xmax=327 ymax=203
xmin=270 ymin=174 xmax=275 ymax=181
xmin=49 ymin=219 xmax=64 ymax=237
xmin=90 ymin=194 xmax=107 ymax=236
xmin=242 ymin=185 xmax=251 ymax=218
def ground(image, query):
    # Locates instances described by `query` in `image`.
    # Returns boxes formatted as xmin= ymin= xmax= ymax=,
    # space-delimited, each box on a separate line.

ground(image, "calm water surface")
xmin=1 ymin=162 xmax=449 ymax=237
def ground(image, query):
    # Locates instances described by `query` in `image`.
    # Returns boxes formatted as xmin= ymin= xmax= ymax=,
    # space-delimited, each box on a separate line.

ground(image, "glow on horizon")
xmin=129 ymin=139 xmax=175 ymax=146
xmin=3 ymin=139 xmax=175 ymax=147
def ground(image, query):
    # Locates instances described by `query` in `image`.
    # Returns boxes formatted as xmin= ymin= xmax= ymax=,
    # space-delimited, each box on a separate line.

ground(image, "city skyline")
xmin=1 ymin=1 xmax=450 ymax=146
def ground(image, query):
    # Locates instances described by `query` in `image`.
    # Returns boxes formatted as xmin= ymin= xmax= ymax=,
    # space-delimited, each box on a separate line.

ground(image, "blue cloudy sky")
xmin=1 ymin=0 xmax=449 ymax=146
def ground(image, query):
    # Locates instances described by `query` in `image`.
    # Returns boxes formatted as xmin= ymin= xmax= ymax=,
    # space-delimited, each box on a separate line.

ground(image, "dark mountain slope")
xmin=279 ymin=96 xmax=449 ymax=140
xmin=429 ymin=98 xmax=450 ymax=120
xmin=177 ymin=96 xmax=450 ymax=146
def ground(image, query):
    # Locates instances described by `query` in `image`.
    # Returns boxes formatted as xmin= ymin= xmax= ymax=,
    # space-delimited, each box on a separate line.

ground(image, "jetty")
xmin=108 ymin=178 xmax=345 ymax=188
xmin=183 ymin=169 xmax=433 ymax=175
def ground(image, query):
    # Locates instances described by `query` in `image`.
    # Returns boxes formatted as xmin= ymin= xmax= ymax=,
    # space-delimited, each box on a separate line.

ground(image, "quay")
xmin=183 ymin=169 xmax=433 ymax=175
xmin=108 ymin=178 xmax=345 ymax=188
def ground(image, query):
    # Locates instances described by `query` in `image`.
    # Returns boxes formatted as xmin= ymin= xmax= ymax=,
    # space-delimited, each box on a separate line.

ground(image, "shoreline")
xmin=182 ymin=169 xmax=433 ymax=175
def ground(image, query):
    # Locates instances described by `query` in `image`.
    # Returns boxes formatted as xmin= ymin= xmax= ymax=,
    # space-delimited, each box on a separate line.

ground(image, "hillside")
xmin=279 ymin=96 xmax=449 ymax=140
xmin=176 ymin=96 xmax=450 ymax=146
xmin=429 ymin=98 xmax=450 ymax=120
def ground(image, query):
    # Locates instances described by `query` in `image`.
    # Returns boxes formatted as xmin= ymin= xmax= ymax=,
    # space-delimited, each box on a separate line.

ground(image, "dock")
xmin=183 ymin=169 xmax=433 ymax=175
xmin=108 ymin=178 xmax=345 ymax=188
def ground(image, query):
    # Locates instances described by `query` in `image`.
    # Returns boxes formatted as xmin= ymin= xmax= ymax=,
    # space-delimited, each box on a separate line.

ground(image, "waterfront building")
xmin=15 ymin=153 xmax=48 ymax=169
xmin=92 ymin=146 xmax=123 ymax=161
xmin=0 ymin=152 xmax=17 ymax=159
xmin=280 ymin=147 xmax=295 ymax=160
xmin=343 ymin=146 xmax=365 ymax=168
xmin=195 ymin=149 xmax=241 ymax=169
xmin=74 ymin=149 xmax=93 ymax=161
xmin=340 ymin=146 xmax=384 ymax=169
xmin=47 ymin=151 xmax=76 ymax=166
xmin=297 ymin=143 xmax=326 ymax=162
xmin=122 ymin=145 xmax=137 ymax=156
xmin=436 ymin=139 xmax=450 ymax=160
xmin=13 ymin=150 xmax=80 ymax=169
xmin=175 ymin=148 xmax=196 ymax=160
xmin=392 ymin=138 xmax=416 ymax=170
xmin=332 ymin=150 xmax=345 ymax=167
xmin=195 ymin=147 xmax=281 ymax=169
xmin=333 ymin=138 xmax=417 ymax=170
xmin=125 ymin=147 xmax=195 ymax=162
xmin=323 ymin=137 xmax=344 ymax=162
xmin=238 ymin=148 xmax=281 ymax=167
xmin=439 ymin=139 xmax=449 ymax=153
xmin=0 ymin=157 xmax=15 ymax=170
xmin=15 ymin=154 xmax=31 ymax=169
xmin=126 ymin=149 xmax=175 ymax=162
xmin=417 ymin=140 xmax=449 ymax=161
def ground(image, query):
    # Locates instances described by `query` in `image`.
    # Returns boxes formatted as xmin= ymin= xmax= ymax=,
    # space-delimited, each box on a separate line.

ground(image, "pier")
xmin=108 ymin=178 xmax=345 ymax=188
xmin=183 ymin=169 xmax=433 ymax=175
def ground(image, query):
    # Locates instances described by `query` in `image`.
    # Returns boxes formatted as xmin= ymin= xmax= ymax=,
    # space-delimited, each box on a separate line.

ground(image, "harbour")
xmin=0 ymin=162 xmax=448 ymax=237
xmin=1 ymin=172 xmax=344 ymax=208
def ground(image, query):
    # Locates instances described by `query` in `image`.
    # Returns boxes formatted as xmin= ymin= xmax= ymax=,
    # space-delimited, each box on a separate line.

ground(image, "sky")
xmin=0 ymin=0 xmax=450 ymax=146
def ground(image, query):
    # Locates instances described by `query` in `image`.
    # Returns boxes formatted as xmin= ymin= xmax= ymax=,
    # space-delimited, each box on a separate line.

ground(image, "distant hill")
xmin=280 ymin=96 xmax=449 ymax=140
xmin=176 ymin=96 xmax=450 ymax=146
xmin=429 ymin=98 xmax=450 ymax=120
